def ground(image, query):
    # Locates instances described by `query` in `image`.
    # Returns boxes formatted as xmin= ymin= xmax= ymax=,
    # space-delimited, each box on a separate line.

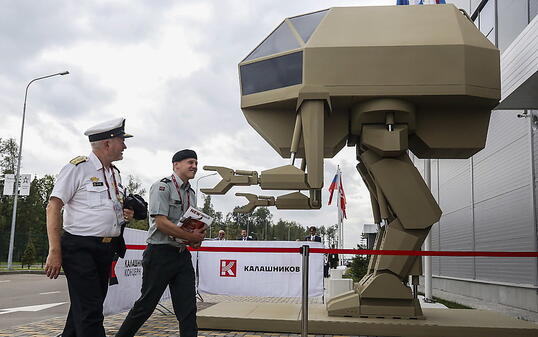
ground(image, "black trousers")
xmin=61 ymin=232 xmax=116 ymax=337
xmin=115 ymin=244 xmax=197 ymax=337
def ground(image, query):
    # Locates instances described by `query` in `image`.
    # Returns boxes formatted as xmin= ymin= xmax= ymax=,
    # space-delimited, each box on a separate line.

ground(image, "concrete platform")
xmin=197 ymin=302 xmax=538 ymax=337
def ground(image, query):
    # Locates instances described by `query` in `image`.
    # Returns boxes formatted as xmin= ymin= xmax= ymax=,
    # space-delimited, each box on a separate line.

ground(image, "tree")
xmin=200 ymin=195 xmax=224 ymax=238
xmin=0 ymin=138 xmax=19 ymax=174
xmin=21 ymin=237 xmax=36 ymax=269
xmin=252 ymin=207 xmax=272 ymax=240
xmin=347 ymin=244 xmax=369 ymax=282
xmin=125 ymin=174 xmax=146 ymax=196
xmin=125 ymin=174 xmax=149 ymax=230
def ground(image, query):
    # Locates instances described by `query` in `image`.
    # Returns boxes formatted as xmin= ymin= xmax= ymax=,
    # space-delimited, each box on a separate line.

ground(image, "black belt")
xmin=64 ymin=231 xmax=119 ymax=244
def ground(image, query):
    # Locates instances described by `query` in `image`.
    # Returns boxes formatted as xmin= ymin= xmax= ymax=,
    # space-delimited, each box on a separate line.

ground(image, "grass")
xmin=0 ymin=262 xmax=45 ymax=271
xmin=418 ymin=292 xmax=472 ymax=309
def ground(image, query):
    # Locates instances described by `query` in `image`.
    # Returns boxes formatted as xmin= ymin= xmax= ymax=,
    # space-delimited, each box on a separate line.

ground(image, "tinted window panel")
xmin=498 ymin=0 xmax=528 ymax=51
xmin=289 ymin=10 xmax=328 ymax=43
xmin=479 ymin=0 xmax=496 ymax=45
xmin=241 ymin=51 xmax=303 ymax=95
xmin=530 ymin=0 xmax=538 ymax=22
xmin=244 ymin=22 xmax=300 ymax=61
xmin=471 ymin=0 xmax=482 ymax=15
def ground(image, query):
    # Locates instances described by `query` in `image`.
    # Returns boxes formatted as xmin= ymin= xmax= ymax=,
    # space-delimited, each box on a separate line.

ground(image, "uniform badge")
xmin=159 ymin=186 xmax=165 ymax=191
xmin=93 ymin=182 xmax=104 ymax=186
xmin=90 ymin=177 xmax=100 ymax=182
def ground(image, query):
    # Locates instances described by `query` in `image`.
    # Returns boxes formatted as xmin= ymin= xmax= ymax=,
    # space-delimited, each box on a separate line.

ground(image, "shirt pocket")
xmin=86 ymin=183 xmax=109 ymax=208
xmin=168 ymin=197 xmax=182 ymax=222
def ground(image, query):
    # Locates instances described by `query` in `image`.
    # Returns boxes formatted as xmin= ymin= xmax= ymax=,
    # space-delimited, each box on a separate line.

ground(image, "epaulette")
xmin=69 ymin=156 xmax=88 ymax=166
xmin=160 ymin=177 xmax=171 ymax=183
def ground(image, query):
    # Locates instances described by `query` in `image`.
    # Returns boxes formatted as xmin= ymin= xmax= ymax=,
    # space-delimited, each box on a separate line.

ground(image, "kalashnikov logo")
xmin=220 ymin=260 xmax=237 ymax=277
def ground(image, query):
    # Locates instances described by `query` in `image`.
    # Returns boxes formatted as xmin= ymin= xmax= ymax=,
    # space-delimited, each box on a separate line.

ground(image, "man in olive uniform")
xmin=116 ymin=149 xmax=205 ymax=337
xmin=45 ymin=117 xmax=134 ymax=337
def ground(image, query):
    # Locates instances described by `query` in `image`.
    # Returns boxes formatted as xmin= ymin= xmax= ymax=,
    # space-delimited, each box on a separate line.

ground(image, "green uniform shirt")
xmin=146 ymin=173 xmax=196 ymax=248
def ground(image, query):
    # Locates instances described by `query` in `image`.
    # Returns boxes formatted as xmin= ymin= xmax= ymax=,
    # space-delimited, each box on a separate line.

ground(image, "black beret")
xmin=172 ymin=149 xmax=197 ymax=163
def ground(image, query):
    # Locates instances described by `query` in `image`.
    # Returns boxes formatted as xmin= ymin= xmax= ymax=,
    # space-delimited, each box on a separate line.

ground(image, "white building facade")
xmin=417 ymin=0 xmax=538 ymax=319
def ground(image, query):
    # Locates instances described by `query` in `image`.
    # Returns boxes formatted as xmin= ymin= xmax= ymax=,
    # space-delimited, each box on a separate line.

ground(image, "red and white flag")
xmin=328 ymin=168 xmax=347 ymax=218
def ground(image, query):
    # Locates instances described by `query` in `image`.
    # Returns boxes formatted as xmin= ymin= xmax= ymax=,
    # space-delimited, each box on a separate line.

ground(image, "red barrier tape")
xmin=125 ymin=245 xmax=538 ymax=257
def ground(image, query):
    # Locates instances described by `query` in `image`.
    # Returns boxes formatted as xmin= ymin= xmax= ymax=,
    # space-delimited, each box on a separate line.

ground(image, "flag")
xmin=328 ymin=168 xmax=347 ymax=219
xmin=328 ymin=171 xmax=339 ymax=205
xmin=338 ymin=172 xmax=347 ymax=219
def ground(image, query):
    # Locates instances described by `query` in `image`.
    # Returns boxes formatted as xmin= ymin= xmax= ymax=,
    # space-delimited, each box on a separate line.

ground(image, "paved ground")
xmin=0 ymin=294 xmax=375 ymax=337
xmin=0 ymin=273 xmax=69 ymax=330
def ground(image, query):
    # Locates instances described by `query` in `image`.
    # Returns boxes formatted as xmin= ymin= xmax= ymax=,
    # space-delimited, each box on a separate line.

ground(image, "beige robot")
xmin=202 ymin=4 xmax=500 ymax=318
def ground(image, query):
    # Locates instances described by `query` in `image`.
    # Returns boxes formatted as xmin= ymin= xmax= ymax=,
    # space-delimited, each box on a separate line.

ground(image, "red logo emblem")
xmin=220 ymin=259 xmax=237 ymax=277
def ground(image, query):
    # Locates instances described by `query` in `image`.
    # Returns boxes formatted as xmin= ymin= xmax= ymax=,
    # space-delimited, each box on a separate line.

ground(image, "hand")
xmin=190 ymin=227 xmax=205 ymax=243
xmin=123 ymin=208 xmax=134 ymax=222
xmin=189 ymin=241 xmax=202 ymax=249
xmin=45 ymin=250 xmax=62 ymax=279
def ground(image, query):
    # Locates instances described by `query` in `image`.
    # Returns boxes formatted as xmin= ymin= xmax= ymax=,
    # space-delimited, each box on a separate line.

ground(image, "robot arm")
xmin=200 ymin=99 xmax=327 ymax=213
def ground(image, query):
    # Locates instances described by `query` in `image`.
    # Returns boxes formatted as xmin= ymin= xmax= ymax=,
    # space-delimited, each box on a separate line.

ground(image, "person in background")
xmin=215 ymin=229 xmax=226 ymax=240
xmin=304 ymin=226 xmax=322 ymax=242
xmin=237 ymin=229 xmax=253 ymax=241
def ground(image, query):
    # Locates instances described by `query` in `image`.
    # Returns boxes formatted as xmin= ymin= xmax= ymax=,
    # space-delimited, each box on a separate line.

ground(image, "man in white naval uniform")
xmin=45 ymin=117 xmax=134 ymax=337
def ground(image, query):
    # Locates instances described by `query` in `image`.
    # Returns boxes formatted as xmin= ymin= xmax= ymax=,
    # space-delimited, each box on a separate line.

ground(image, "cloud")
xmin=0 ymin=0 xmax=397 ymax=250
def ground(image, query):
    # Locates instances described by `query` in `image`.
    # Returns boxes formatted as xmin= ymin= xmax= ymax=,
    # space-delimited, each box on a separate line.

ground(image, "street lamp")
xmin=195 ymin=172 xmax=217 ymax=238
xmin=195 ymin=172 xmax=217 ymax=206
xmin=7 ymin=71 xmax=69 ymax=270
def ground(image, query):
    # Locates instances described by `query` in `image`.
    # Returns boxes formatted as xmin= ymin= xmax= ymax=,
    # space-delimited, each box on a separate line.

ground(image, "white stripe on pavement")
xmin=0 ymin=302 xmax=67 ymax=315
xmin=0 ymin=280 xmax=11 ymax=283
xmin=39 ymin=291 xmax=61 ymax=295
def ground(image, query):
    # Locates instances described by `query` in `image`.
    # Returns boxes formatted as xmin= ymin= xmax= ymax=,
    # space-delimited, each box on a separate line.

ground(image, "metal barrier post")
xmin=300 ymin=245 xmax=310 ymax=337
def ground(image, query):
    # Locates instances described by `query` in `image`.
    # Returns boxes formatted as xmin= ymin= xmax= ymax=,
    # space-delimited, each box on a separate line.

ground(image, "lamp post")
xmin=7 ymin=71 xmax=69 ymax=270
xmin=195 ymin=172 xmax=217 ymax=238
xmin=195 ymin=172 xmax=217 ymax=206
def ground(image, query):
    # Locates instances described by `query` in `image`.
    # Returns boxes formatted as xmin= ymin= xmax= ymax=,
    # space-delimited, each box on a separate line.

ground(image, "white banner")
xmin=197 ymin=240 xmax=324 ymax=297
xmin=104 ymin=228 xmax=172 ymax=315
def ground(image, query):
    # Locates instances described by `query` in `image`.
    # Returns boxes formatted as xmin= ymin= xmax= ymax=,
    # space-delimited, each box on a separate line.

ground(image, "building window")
xmin=497 ymin=0 xmax=529 ymax=51
xmin=530 ymin=0 xmax=538 ymax=22
xmin=479 ymin=0 xmax=497 ymax=45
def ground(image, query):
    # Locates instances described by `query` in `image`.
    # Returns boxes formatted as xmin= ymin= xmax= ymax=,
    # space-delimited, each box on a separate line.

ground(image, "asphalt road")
xmin=0 ymin=273 xmax=69 ymax=330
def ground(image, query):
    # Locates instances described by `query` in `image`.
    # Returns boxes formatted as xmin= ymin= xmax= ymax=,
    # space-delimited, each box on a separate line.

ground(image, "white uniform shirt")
xmin=50 ymin=152 xmax=124 ymax=237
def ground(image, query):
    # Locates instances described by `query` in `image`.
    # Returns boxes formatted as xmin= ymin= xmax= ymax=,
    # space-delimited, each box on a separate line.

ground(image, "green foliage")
xmin=0 ymin=137 xmax=18 ymax=174
xmin=318 ymin=224 xmax=338 ymax=247
xmin=21 ymin=237 xmax=36 ymax=268
xmin=124 ymin=174 xmax=149 ymax=230
xmin=200 ymin=195 xmax=308 ymax=241
xmin=347 ymin=245 xmax=369 ymax=282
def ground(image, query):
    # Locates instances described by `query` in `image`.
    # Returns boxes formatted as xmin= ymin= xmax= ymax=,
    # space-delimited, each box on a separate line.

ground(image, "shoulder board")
xmin=160 ymin=177 xmax=171 ymax=183
xmin=69 ymin=156 xmax=88 ymax=166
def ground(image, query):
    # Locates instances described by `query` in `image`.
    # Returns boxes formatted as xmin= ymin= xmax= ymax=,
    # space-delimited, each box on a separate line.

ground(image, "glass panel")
xmin=471 ymin=0 xmax=482 ymax=15
xmin=449 ymin=0 xmax=471 ymax=14
xmin=244 ymin=22 xmax=300 ymax=61
xmin=479 ymin=0 xmax=496 ymax=45
xmin=530 ymin=0 xmax=538 ymax=22
xmin=289 ymin=10 xmax=328 ymax=43
xmin=498 ymin=0 xmax=528 ymax=51
xmin=240 ymin=51 xmax=303 ymax=95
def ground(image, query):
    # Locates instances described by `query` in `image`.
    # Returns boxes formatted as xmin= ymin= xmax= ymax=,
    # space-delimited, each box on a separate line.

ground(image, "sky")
xmin=1 ymin=0 xmax=405 ymax=249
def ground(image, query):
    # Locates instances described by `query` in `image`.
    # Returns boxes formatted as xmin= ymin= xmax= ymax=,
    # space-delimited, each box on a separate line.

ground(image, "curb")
xmin=0 ymin=270 xmax=64 ymax=275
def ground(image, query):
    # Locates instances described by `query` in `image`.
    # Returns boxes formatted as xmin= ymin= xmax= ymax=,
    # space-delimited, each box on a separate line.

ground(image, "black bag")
xmin=116 ymin=194 xmax=148 ymax=258
xmin=123 ymin=194 xmax=148 ymax=220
